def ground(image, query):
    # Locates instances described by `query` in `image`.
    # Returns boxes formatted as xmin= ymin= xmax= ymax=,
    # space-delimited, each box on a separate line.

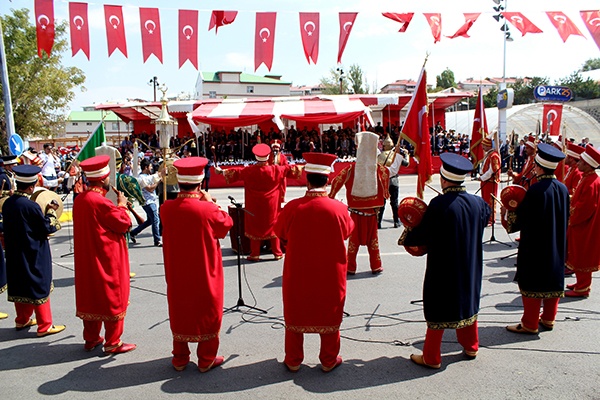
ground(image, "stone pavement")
xmin=0 ymin=175 xmax=598 ymax=399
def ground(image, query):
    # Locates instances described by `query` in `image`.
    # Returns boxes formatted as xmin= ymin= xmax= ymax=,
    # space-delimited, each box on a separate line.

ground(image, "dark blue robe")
xmin=0 ymin=216 xmax=5 ymax=295
xmin=3 ymin=192 xmax=60 ymax=304
xmin=511 ymin=175 xmax=569 ymax=298
xmin=0 ymin=167 xmax=12 ymax=194
xmin=404 ymin=186 xmax=490 ymax=329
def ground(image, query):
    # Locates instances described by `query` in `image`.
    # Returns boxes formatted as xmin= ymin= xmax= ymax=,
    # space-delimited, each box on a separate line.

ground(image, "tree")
xmin=580 ymin=58 xmax=600 ymax=72
xmin=558 ymin=71 xmax=600 ymax=100
xmin=436 ymin=68 xmax=456 ymax=90
xmin=319 ymin=65 xmax=369 ymax=95
xmin=347 ymin=64 xmax=368 ymax=94
xmin=0 ymin=8 xmax=85 ymax=148
xmin=319 ymin=68 xmax=347 ymax=95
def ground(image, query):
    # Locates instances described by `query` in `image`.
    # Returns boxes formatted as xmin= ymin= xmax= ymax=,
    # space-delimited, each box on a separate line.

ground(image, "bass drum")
xmin=31 ymin=187 xmax=64 ymax=219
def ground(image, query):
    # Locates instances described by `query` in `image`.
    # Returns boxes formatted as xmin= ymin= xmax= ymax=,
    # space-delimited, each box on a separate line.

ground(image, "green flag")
xmin=77 ymin=122 xmax=106 ymax=162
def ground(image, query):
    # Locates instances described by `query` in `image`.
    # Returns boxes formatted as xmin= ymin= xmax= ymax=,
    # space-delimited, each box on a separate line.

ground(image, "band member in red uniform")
xmin=563 ymin=142 xmax=584 ymax=196
xmin=4 ymin=165 xmax=64 ymax=336
xmin=275 ymin=152 xmax=354 ymax=372
xmin=161 ymin=157 xmax=233 ymax=372
xmin=329 ymin=131 xmax=404 ymax=275
xmin=216 ymin=144 xmax=301 ymax=261
xmin=268 ymin=139 xmax=289 ymax=206
xmin=74 ymin=155 xmax=136 ymax=354
xmin=505 ymin=143 xmax=569 ymax=334
xmin=508 ymin=135 xmax=537 ymax=189
xmin=478 ymin=135 xmax=501 ymax=226
xmin=402 ymin=153 xmax=490 ymax=368
xmin=565 ymin=145 xmax=600 ymax=297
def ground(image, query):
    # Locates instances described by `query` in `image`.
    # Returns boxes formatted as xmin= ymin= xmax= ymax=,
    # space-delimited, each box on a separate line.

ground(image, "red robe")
xmin=566 ymin=171 xmax=600 ymax=272
xmin=161 ymin=192 xmax=233 ymax=342
xmin=268 ymin=152 xmax=289 ymax=204
xmin=275 ymin=191 xmax=354 ymax=332
xmin=73 ymin=187 xmax=132 ymax=321
xmin=224 ymin=164 xmax=301 ymax=240
xmin=512 ymin=156 xmax=537 ymax=189
xmin=555 ymin=160 xmax=566 ymax=183
xmin=480 ymin=150 xmax=501 ymax=223
xmin=564 ymin=164 xmax=583 ymax=196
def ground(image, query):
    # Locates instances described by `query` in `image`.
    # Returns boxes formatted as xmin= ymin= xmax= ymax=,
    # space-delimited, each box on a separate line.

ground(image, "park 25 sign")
xmin=534 ymin=86 xmax=573 ymax=102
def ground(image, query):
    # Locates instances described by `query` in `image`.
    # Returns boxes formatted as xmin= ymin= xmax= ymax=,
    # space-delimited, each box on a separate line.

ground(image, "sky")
xmin=2 ymin=0 xmax=600 ymax=111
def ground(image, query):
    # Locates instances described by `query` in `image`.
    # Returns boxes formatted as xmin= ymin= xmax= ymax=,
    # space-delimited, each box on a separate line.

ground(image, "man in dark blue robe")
xmin=3 ymin=165 xmax=65 ymax=337
xmin=0 ymin=213 xmax=6 ymax=320
xmin=402 ymin=153 xmax=490 ymax=368
xmin=505 ymin=143 xmax=569 ymax=334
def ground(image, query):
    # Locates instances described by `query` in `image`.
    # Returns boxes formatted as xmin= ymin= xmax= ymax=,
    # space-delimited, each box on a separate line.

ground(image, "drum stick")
xmin=425 ymin=183 xmax=442 ymax=195
xmin=491 ymin=194 xmax=505 ymax=209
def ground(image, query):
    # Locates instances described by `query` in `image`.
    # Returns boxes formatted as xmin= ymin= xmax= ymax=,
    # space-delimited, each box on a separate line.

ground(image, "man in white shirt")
xmin=39 ymin=144 xmax=60 ymax=191
xmin=130 ymin=159 xmax=164 ymax=246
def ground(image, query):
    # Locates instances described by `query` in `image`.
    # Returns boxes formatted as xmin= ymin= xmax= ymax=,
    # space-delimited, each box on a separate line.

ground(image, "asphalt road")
xmin=0 ymin=174 xmax=598 ymax=399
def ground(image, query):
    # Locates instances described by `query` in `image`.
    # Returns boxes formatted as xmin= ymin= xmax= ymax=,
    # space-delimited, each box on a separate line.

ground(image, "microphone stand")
xmin=223 ymin=196 xmax=267 ymax=315
xmin=477 ymin=171 xmax=511 ymax=247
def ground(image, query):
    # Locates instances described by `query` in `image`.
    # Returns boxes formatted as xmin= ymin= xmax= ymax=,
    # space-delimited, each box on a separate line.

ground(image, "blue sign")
xmin=497 ymin=88 xmax=514 ymax=110
xmin=534 ymin=85 xmax=573 ymax=102
xmin=8 ymin=134 xmax=24 ymax=156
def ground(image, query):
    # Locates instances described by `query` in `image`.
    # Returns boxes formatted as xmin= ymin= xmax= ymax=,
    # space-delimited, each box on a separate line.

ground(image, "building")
xmin=194 ymin=71 xmax=291 ymax=99
xmin=380 ymin=79 xmax=434 ymax=94
xmin=65 ymin=107 xmax=130 ymax=141
xmin=290 ymin=84 xmax=325 ymax=96
xmin=457 ymin=78 xmax=497 ymax=94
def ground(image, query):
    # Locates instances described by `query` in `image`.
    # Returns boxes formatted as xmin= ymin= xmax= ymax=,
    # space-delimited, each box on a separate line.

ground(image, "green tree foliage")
xmin=558 ymin=71 xmax=600 ymax=100
xmin=580 ymin=58 xmax=600 ymax=72
xmin=319 ymin=68 xmax=347 ymax=95
xmin=435 ymin=68 xmax=456 ymax=90
xmin=347 ymin=64 xmax=368 ymax=94
xmin=0 ymin=8 xmax=85 ymax=147
xmin=320 ymin=65 xmax=369 ymax=95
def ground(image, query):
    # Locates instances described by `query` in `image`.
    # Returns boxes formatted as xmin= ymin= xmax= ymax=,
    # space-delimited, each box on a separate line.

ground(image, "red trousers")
xmin=172 ymin=337 xmax=219 ymax=370
xmin=422 ymin=322 xmax=478 ymax=366
xmin=481 ymin=182 xmax=498 ymax=224
xmin=348 ymin=212 xmax=381 ymax=273
xmin=83 ymin=319 xmax=124 ymax=348
xmin=284 ymin=330 xmax=340 ymax=369
xmin=14 ymin=300 xmax=52 ymax=333
xmin=250 ymin=238 xmax=282 ymax=258
xmin=521 ymin=296 xmax=559 ymax=331
xmin=572 ymin=271 xmax=593 ymax=294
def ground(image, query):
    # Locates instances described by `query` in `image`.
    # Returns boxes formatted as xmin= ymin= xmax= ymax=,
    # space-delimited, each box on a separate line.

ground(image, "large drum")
xmin=31 ymin=187 xmax=64 ymax=219
xmin=500 ymin=185 xmax=527 ymax=211
xmin=398 ymin=196 xmax=428 ymax=256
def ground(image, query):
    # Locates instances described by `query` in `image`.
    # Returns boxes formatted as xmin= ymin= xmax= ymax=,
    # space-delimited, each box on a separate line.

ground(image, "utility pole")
xmin=0 ymin=20 xmax=16 ymax=149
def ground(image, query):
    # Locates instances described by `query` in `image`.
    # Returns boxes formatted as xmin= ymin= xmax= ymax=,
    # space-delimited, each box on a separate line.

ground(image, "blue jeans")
xmin=131 ymin=202 xmax=161 ymax=244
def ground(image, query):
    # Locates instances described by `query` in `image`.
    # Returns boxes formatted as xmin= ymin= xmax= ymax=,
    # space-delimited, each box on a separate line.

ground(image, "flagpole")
xmin=0 ymin=20 xmax=16 ymax=149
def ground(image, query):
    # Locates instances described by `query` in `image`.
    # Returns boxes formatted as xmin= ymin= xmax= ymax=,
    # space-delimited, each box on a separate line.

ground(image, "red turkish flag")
xmin=338 ymin=12 xmax=357 ymax=63
xmin=139 ymin=8 xmax=163 ymax=63
xmin=35 ymin=0 xmax=54 ymax=58
xmin=179 ymin=10 xmax=198 ymax=69
xmin=208 ymin=11 xmax=238 ymax=33
xmin=546 ymin=12 xmax=584 ymax=42
xmin=299 ymin=13 xmax=319 ymax=65
xmin=423 ymin=13 xmax=442 ymax=43
xmin=447 ymin=13 xmax=480 ymax=39
xmin=69 ymin=2 xmax=90 ymax=60
xmin=400 ymin=67 xmax=432 ymax=199
xmin=469 ymin=88 xmax=488 ymax=168
xmin=543 ymin=103 xmax=563 ymax=137
xmin=502 ymin=12 xmax=543 ymax=36
xmin=580 ymin=10 xmax=600 ymax=51
xmin=104 ymin=5 xmax=127 ymax=57
xmin=382 ymin=13 xmax=414 ymax=33
xmin=255 ymin=12 xmax=277 ymax=71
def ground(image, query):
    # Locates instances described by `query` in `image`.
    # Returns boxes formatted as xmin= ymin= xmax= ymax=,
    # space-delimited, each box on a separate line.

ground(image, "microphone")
xmin=228 ymin=195 xmax=235 ymax=202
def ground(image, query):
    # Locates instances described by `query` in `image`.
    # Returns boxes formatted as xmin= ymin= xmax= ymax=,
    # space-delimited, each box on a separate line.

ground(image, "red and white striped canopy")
xmin=189 ymin=96 xmax=374 ymax=129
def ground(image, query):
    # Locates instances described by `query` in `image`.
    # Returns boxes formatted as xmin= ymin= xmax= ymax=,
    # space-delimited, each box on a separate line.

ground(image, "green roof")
xmin=68 ymin=110 xmax=122 ymax=122
xmin=201 ymin=71 xmax=291 ymax=85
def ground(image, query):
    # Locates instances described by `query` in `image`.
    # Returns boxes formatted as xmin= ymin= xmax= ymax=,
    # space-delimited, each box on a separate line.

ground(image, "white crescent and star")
xmin=144 ymin=20 xmax=156 ymax=34
xmin=73 ymin=15 xmax=84 ymax=30
xmin=259 ymin=27 xmax=271 ymax=43
xmin=553 ymin=15 xmax=567 ymax=24
xmin=109 ymin=15 xmax=120 ymax=29
xmin=303 ymin=21 xmax=316 ymax=36
xmin=511 ymin=15 xmax=524 ymax=25
xmin=430 ymin=16 xmax=440 ymax=26
xmin=37 ymin=14 xmax=50 ymax=29
xmin=343 ymin=21 xmax=353 ymax=33
xmin=589 ymin=17 xmax=600 ymax=27
xmin=547 ymin=110 xmax=558 ymax=122
xmin=182 ymin=25 xmax=194 ymax=40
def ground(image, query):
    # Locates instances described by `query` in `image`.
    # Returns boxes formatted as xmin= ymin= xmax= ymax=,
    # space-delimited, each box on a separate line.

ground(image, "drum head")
xmin=500 ymin=185 xmax=526 ymax=211
xmin=31 ymin=188 xmax=63 ymax=219
xmin=398 ymin=197 xmax=428 ymax=228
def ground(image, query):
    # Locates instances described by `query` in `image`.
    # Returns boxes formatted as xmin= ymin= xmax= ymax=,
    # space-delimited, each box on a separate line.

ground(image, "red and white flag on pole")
xmin=179 ymin=9 xmax=198 ymax=69
xmin=382 ymin=13 xmax=414 ymax=33
xmin=447 ymin=13 xmax=480 ymax=39
xmin=546 ymin=12 xmax=584 ymax=42
xmin=502 ymin=12 xmax=543 ymax=36
xmin=337 ymin=12 xmax=357 ymax=63
xmin=423 ymin=13 xmax=442 ymax=43
xmin=35 ymin=0 xmax=54 ymax=58
xmin=140 ymin=8 xmax=163 ymax=63
xmin=469 ymin=88 xmax=488 ymax=169
xmin=580 ymin=10 xmax=600 ymax=51
xmin=299 ymin=13 xmax=319 ymax=65
xmin=255 ymin=12 xmax=277 ymax=71
xmin=69 ymin=2 xmax=90 ymax=59
xmin=400 ymin=67 xmax=432 ymax=199
xmin=104 ymin=5 xmax=127 ymax=57
xmin=542 ymin=103 xmax=563 ymax=137
xmin=208 ymin=11 xmax=238 ymax=33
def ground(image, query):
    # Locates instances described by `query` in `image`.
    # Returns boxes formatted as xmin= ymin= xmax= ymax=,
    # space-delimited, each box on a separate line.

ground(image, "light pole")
xmin=492 ymin=0 xmax=513 ymax=144
xmin=148 ymin=76 xmax=159 ymax=102
xmin=336 ymin=67 xmax=344 ymax=94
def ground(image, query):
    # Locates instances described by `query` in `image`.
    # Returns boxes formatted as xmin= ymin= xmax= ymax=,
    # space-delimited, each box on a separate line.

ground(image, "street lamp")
xmin=151 ymin=84 xmax=178 ymax=201
xmin=336 ymin=67 xmax=344 ymax=94
xmin=148 ymin=76 xmax=159 ymax=102
xmin=492 ymin=0 xmax=513 ymax=144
